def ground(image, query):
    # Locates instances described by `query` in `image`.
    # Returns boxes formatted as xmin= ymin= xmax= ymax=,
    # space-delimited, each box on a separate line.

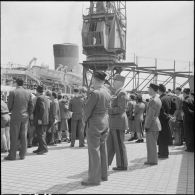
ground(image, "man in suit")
xmin=33 ymin=85 xmax=50 ymax=154
xmin=69 ymin=88 xmax=85 ymax=147
xmin=5 ymin=78 xmax=33 ymax=160
xmin=81 ymin=71 xmax=111 ymax=186
xmin=48 ymin=92 xmax=61 ymax=145
xmin=144 ymin=83 xmax=162 ymax=165
xmin=107 ymin=74 xmax=129 ymax=171
xmin=157 ymin=84 xmax=172 ymax=158
xmin=182 ymin=88 xmax=194 ymax=152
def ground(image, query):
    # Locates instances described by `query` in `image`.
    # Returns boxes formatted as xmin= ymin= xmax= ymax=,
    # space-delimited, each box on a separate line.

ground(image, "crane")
xmin=81 ymin=1 xmax=127 ymax=87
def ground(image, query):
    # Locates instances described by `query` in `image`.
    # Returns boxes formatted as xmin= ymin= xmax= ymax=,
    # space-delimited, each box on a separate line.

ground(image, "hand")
xmin=54 ymin=119 xmax=58 ymax=124
xmin=38 ymin=120 xmax=42 ymax=125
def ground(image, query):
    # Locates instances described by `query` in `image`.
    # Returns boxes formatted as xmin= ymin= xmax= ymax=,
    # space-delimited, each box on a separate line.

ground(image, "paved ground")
xmin=1 ymin=135 xmax=194 ymax=194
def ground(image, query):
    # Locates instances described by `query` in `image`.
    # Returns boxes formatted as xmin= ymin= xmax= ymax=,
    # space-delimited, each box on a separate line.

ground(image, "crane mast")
xmin=81 ymin=1 xmax=127 ymax=87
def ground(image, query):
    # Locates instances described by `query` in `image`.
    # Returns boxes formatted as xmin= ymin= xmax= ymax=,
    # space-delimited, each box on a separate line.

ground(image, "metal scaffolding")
xmin=82 ymin=56 xmax=193 ymax=93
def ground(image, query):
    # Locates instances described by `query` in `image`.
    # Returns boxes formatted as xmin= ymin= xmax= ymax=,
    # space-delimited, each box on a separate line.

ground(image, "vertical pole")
xmin=173 ymin=60 xmax=176 ymax=91
xmin=189 ymin=61 xmax=191 ymax=75
xmin=137 ymin=72 xmax=139 ymax=91
xmin=154 ymin=58 xmax=157 ymax=84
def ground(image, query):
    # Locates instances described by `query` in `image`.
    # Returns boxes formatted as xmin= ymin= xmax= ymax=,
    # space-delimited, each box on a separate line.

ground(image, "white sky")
xmin=1 ymin=1 xmax=194 ymax=89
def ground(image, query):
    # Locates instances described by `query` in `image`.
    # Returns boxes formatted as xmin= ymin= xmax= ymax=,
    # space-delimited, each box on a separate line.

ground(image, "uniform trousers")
xmin=107 ymin=129 xmax=128 ymax=168
xmin=35 ymin=124 xmax=48 ymax=152
xmin=71 ymin=119 xmax=84 ymax=146
xmin=86 ymin=128 xmax=108 ymax=184
xmin=146 ymin=131 xmax=159 ymax=164
xmin=9 ymin=117 xmax=29 ymax=159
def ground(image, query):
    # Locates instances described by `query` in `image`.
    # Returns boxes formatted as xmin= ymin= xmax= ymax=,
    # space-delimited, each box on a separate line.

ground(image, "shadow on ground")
xmin=36 ymin=180 xmax=93 ymax=194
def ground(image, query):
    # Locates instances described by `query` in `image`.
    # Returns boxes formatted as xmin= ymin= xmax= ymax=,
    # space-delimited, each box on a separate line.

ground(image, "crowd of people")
xmin=1 ymin=73 xmax=194 ymax=186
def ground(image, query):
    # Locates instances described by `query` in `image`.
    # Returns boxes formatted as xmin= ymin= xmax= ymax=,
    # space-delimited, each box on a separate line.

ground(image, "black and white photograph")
xmin=1 ymin=1 xmax=194 ymax=194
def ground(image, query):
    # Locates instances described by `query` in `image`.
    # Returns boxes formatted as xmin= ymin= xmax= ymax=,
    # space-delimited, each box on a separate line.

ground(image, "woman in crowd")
xmin=134 ymin=94 xmax=145 ymax=143
xmin=1 ymin=95 xmax=11 ymax=153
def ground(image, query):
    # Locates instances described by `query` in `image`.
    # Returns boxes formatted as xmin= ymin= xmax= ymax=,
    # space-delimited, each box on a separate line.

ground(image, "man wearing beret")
xmin=157 ymin=84 xmax=172 ymax=158
xmin=33 ymin=85 xmax=50 ymax=154
xmin=5 ymin=78 xmax=33 ymax=160
xmin=144 ymin=83 xmax=162 ymax=165
xmin=182 ymin=88 xmax=194 ymax=152
xmin=69 ymin=88 xmax=85 ymax=147
xmin=107 ymin=74 xmax=129 ymax=170
xmin=82 ymin=71 xmax=111 ymax=186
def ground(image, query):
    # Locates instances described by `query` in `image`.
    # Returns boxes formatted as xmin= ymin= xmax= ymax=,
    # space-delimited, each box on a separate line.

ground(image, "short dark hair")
xmin=137 ymin=94 xmax=142 ymax=103
xmin=45 ymin=90 xmax=52 ymax=97
xmin=52 ymin=92 xmax=57 ymax=99
xmin=73 ymin=88 xmax=79 ymax=93
xmin=58 ymin=94 xmax=62 ymax=100
xmin=16 ymin=78 xmax=24 ymax=86
xmin=130 ymin=94 xmax=136 ymax=100
xmin=176 ymin=87 xmax=182 ymax=92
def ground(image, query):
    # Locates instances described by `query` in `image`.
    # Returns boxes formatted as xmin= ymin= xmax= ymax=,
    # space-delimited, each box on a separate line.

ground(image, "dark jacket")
xmin=50 ymin=98 xmax=61 ymax=123
xmin=34 ymin=94 xmax=50 ymax=125
xmin=69 ymin=95 xmax=84 ymax=120
xmin=8 ymin=86 xmax=33 ymax=119
xmin=158 ymin=93 xmax=172 ymax=145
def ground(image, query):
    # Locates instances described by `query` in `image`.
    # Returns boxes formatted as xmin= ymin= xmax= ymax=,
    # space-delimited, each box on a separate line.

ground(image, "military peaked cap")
xmin=93 ymin=71 xmax=107 ymax=81
xmin=148 ymin=83 xmax=159 ymax=92
xmin=113 ymin=74 xmax=125 ymax=82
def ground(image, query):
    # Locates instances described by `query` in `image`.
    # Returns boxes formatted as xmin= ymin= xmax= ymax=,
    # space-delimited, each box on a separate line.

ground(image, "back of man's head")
xmin=16 ymin=78 xmax=24 ymax=86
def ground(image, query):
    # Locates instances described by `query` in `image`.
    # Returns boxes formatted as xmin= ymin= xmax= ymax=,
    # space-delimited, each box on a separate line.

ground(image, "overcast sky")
xmin=1 ymin=1 xmax=194 ymax=89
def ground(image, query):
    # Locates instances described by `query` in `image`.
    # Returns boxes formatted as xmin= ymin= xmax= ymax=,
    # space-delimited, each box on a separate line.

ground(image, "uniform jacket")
xmin=144 ymin=94 xmax=162 ymax=131
xmin=109 ymin=88 xmax=129 ymax=131
xmin=33 ymin=94 xmax=50 ymax=125
xmin=84 ymin=85 xmax=111 ymax=134
xmin=134 ymin=102 xmax=145 ymax=121
xmin=59 ymin=99 xmax=71 ymax=120
xmin=8 ymin=86 xmax=33 ymax=119
xmin=50 ymin=98 xmax=61 ymax=123
xmin=69 ymin=95 xmax=84 ymax=120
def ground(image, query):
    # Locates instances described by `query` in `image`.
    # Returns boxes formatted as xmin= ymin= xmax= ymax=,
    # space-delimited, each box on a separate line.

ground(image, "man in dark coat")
xmin=157 ymin=84 xmax=172 ymax=158
xmin=182 ymin=88 xmax=194 ymax=152
xmin=33 ymin=85 xmax=50 ymax=154
xmin=5 ymin=78 xmax=33 ymax=160
xmin=69 ymin=88 xmax=85 ymax=147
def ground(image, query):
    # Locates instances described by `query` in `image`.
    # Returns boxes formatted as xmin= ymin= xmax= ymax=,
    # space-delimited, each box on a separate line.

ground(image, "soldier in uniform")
xmin=69 ymin=88 xmax=85 ymax=147
xmin=81 ymin=71 xmax=111 ymax=186
xmin=144 ymin=83 xmax=162 ymax=165
xmin=107 ymin=74 xmax=129 ymax=171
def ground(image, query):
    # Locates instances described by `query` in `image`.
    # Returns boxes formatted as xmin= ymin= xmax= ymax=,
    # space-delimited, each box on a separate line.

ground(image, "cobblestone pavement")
xmin=1 ymin=135 xmax=194 ymax=194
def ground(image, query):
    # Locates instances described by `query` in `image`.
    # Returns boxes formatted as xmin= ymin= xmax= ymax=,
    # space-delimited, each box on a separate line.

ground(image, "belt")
xmin=1 ymin=112 xmax=9 ymax=115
